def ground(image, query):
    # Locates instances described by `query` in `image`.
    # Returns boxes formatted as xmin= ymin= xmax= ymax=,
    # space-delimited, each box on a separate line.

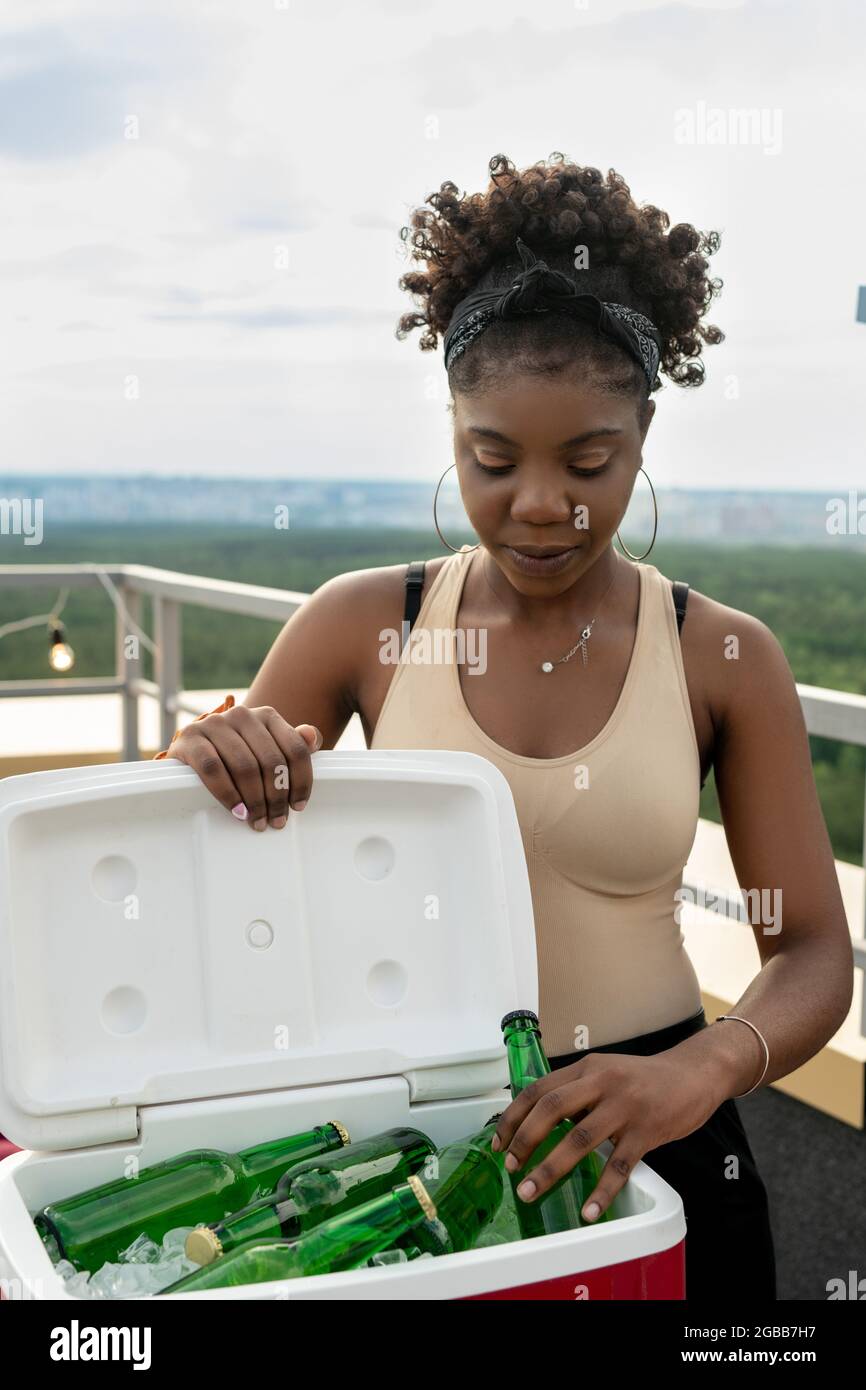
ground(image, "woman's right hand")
xmin=166 ymin=704 xmax=323 ymax=830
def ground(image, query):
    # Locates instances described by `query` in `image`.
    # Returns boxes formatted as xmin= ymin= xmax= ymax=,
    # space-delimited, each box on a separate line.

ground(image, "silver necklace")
xmin=481 ymin=555 xmax=620 ymax=674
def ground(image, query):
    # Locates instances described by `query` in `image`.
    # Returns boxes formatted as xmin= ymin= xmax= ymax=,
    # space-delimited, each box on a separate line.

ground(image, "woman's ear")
xmin=639 ymin=396 xmax=656 ymax=441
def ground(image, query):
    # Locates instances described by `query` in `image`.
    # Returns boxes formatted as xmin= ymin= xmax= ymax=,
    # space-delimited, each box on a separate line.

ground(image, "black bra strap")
xmin=402 ymin=561 xmax=427 ymax=651
xmin=671 ymin=580 xmax=689 ymax=636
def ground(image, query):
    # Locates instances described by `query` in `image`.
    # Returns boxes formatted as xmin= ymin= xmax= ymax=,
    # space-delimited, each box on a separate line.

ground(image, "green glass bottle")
xmin=399 ymin=1116 xmax=506 ymax=1256
xmin=185 ymin=1126 xmax=436 ymax=1265
xmin=501 ymin=1010 xmax=608 ymax=1235
xmin=164 ymin=1174 xmax=440 ymax=1292
xmin=468 ymin=1110 xmax=525 ymax=1247
xmin=35 ymin=1122 xmax=350 ymax=1273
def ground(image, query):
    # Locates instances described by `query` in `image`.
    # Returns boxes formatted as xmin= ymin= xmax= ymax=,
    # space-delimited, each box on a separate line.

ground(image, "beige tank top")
xmin=370 ymin=544 xmax=704 ymax=1054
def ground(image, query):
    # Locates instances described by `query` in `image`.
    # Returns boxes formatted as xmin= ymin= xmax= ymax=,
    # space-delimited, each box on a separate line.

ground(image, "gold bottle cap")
xmin=185 ymin=1226 xmax=224 ymax=1266
xmin=327 ymin=1120 xmax=351 ymax=1146
xmin=406 ymin=1174 xmax=437 ymax=1222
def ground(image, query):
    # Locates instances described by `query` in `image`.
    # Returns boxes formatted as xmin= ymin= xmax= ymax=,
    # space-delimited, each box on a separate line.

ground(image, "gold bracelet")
xmin=715 ymin=1015 xmax=770 ymax=1098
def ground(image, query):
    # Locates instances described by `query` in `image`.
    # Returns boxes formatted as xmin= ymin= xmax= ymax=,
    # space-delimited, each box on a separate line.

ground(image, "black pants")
xmin=548 ymin=1007 xmax=777 ymax=1302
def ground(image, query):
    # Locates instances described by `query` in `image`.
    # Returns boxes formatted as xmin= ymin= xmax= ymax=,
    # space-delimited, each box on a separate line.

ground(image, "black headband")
xmin=442 ymin=237 xmax=662 ymax=390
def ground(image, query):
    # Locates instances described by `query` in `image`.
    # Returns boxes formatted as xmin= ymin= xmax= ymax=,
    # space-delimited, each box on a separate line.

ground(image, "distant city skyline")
xmin=2 ymin=1 xmax=866 ymax=489
xmin=1 ymin=475 xmax=863 ymax=551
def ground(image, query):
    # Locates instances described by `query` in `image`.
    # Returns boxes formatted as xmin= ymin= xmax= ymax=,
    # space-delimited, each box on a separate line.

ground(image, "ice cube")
xmin=63 ymin=1270 xmax=95 ymax=1299
xmin=368 ymin=1249 xmax=408 ymax=1266
xmin=113 ymin=1264 xmax=155 ymax=1299
xmin=55 ymin=1232 xmax=202 ymax=1299
xmin=161 ymin=1227 xmax=194 ymax=1254
xmin=149 ymin=1253 xmax=191 ymax=1291
xmin=88 ymin=1262 xmax=124 ymax=1298
xmin=119 ymin=1233 xmax=160 ymax=1265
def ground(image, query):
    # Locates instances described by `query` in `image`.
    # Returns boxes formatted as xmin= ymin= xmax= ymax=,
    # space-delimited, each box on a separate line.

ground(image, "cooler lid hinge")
xmin=21 ymin=1105 xmax=140 ymax=1153
xmin=405 ymin=1058 xmax=508 ymax=1103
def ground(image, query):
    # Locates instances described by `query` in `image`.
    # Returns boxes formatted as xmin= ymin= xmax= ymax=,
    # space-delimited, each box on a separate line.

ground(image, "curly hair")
xmin=396 ymin=153 xmax=724 ymax=407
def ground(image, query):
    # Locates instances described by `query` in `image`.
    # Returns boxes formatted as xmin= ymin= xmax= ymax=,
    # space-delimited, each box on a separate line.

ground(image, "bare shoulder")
xmin=244 ymin=554 xmax=453 ymax=738
xmin=312 ymin=556 xmax=453 ymax=737
xmin=305 ymin=555 xmax=452 ymax=685
xmin=313 ymin=554 xmax=451 ymax=628
xmin=679 ymin=584 xmax=796 ymax=733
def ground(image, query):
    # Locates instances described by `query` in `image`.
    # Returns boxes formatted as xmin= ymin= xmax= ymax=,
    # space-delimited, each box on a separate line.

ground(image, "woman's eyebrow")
xmin=467 ymin=426 xmax=624 ymax=448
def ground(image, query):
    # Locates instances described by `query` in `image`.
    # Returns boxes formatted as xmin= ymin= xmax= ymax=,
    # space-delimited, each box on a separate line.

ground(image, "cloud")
xmin=0 ymin=244 xmax=145 ymax=280
xmin=0 ymin=13 xmax=236 ymax=162
xmin=229 ymin=212 xmax=316 ymax=234
xmin=3 ymin=0 xmax=866 ymax=488
xmin=0 ymin=60 xmax=135 ymax=160
xmin=146 ymin=306 xmax=396 ymax=328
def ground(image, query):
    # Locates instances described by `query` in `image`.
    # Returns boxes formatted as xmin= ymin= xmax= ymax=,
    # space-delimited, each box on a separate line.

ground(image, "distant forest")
xmin=1 ymin=525 xmax=864 ymax=865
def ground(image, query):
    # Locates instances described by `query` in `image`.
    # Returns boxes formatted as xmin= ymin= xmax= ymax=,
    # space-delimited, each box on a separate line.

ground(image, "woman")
xmin=156 ymin=154 xmax=852 ymax=1300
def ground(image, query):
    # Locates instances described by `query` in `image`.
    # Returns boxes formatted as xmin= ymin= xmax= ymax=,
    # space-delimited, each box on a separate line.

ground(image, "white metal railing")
xmin=2 ymin=560 xmax=865 ymax=1005
xmin=0 ymin=563 xmax=308 ymax=759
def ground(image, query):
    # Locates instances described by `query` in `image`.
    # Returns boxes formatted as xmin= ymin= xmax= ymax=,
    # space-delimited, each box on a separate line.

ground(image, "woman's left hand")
xmin=490 ymin=1049 xmax=729 ymax=1223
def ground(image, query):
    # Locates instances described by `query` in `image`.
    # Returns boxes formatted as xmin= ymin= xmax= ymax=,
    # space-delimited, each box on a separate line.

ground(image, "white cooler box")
xmin=0 ymin=750 xmax=686 ymax=1300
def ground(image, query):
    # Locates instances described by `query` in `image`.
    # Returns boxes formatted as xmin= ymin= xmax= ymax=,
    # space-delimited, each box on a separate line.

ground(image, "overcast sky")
xmin=2 ymin=0 xmax=865 ymax=492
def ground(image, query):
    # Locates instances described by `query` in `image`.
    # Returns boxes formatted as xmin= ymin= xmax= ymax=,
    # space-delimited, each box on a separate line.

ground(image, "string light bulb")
xmin=48 ymin=622 xmax=75 ymax=673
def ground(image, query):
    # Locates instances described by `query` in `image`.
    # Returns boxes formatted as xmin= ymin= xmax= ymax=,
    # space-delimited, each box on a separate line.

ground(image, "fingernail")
xmin=517 ymin=1180 xmax=536 ymax=1200
xmin=271 ymin=816 xmax=287 ymax=829
xmin=231 ymin=803 xmax=248 ymax=820
xmin=491 ymin=1135 xmax=500 ymax=1151
xmin=292 ymin=799 xmax=308 ymax=812
xmin=504 ymin=1153 xmax=518 ymax=1172
xmin=253 ymin=818 xmax=267 ymax=831
xmin=583 ymin=1202 xmax=600 ymax=1222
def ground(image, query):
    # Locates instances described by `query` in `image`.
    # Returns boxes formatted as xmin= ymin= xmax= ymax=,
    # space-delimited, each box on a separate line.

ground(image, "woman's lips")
xmin=502 ymin=545 xmax=580 ymax=576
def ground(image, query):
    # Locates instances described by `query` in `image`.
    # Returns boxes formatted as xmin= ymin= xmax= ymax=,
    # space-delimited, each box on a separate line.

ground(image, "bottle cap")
xmin=501 ymin=1009 xmax=540 ymax=1030
xmin=327 ymin=1121 xmax=351 ymax=1146
xmin=185 ymin=1226 xmax=223 ymax=1266
xmin=406 ymin=1174 xmax=438 ymax=1222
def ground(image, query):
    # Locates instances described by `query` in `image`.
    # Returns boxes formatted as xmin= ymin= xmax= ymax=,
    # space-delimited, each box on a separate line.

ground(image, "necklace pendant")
xmin=541 ymin=661 xmax=554 ymax=674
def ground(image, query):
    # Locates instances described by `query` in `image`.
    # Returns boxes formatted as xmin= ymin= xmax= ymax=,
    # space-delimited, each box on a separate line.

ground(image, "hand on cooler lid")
xmin=153 ymin=694 xmax=323 ymax=831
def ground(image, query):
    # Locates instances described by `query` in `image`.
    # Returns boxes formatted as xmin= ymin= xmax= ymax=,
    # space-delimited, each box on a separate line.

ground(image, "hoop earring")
xmin=615 ymin=466 xmax=658 ymax=561
xmin=432 ymin=462 xmax=480 ymax=554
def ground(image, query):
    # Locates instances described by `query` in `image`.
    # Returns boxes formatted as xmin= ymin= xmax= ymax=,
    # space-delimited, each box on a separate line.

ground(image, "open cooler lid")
xmin=0 ymin=750 xmax=537 ymax=1151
